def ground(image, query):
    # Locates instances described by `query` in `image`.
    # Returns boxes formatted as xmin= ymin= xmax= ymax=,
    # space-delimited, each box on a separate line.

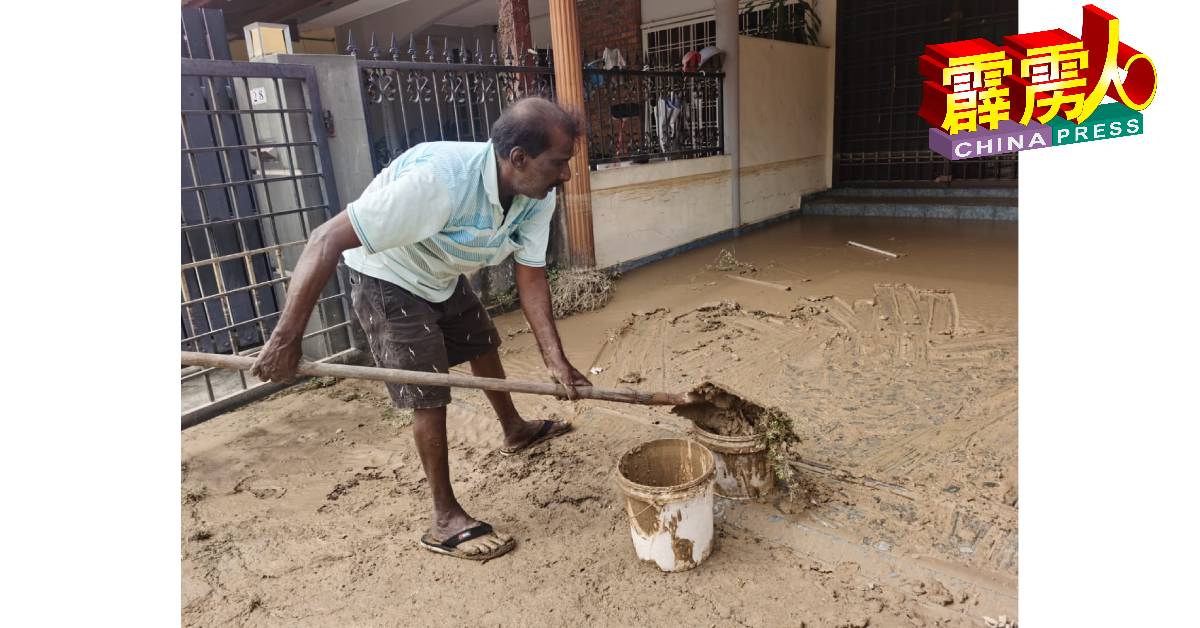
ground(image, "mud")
xmin=183 ymin=216 xmax=1018 ymax=627
xmin=617 ymin=438 xmax=712 ymax=489
xmin=674 ymin=382 xmax=765 ymax=436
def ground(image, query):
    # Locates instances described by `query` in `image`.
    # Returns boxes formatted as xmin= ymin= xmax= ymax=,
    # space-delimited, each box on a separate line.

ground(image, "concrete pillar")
xmin=497 ymin=0 xmax=534 ymax=64
xmin=548 ymin=0 xmax=596 ymax=268
xmin=715 ymin=0 xmax=741 ymax=229
xmin=817 ymin=0 xmax=837 ymax=188
xmin=259 ymin=54 xmax=375 ymax=208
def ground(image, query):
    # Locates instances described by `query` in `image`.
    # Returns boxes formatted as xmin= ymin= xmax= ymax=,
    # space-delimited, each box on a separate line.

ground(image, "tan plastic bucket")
xmin=689 ymin=427 xmax=777 ymax=500
xmin=615 ymin=438 xmax=715 ymax=572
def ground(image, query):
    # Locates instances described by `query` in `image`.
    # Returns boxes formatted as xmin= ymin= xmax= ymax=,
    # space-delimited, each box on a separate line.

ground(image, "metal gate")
xmin=834 ymin=0 xmax=1019 ymax=184
xmin=181 ymin=57 xmax=360 ymax=427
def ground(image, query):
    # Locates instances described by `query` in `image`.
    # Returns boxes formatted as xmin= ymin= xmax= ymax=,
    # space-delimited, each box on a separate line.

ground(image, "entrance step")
xmin=802 ymin=188 xmax=1018 ymax=220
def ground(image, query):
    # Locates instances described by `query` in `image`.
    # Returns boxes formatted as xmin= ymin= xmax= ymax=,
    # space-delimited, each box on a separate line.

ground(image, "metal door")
xmin=834 ymin=0 xmax=1019 ymax=184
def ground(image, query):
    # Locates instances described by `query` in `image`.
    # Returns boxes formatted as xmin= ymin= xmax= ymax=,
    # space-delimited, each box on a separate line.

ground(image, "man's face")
xmin=511 ymin=127 xmax=575 ymax=199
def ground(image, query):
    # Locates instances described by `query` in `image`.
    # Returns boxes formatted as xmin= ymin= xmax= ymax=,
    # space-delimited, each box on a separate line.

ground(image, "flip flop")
xmin=498 ymin=420 xmax=572 ymax=456
xmin=419 ymin=522 xmax=515 ymax=561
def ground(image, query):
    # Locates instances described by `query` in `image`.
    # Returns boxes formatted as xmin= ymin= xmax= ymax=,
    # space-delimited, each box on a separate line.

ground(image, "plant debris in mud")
xmin=188 ymin=529 xmax=213 ymax=542
xmin=691 ymin=300 xmax=742 ymax=332
xmin=672 ymin=383 xmax=801 ymax=495
xmin=181 ymin=485 xmax=208 ymax=504
xmin=382 ymin=406 xmax=413 ymax=428
xmin=707 ymin=249 xmax=756 ymax=273
xmin=488 ymin=286 xmax=518 ymax=311
xmin=548 ymin=267 xmax=615 ymax=319
xmin=618 ymin=371 xmax=644 ymax=384
xmin=266 ymin=376 xmax=340 ymax=400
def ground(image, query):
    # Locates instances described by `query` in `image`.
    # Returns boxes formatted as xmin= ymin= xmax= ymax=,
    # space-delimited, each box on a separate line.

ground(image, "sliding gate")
xmin=180 ymin=57 xmax=360 ymax=427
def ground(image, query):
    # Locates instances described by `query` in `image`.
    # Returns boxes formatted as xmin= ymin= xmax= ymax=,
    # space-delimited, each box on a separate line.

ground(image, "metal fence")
xmin=583 ymin=65 xmax=724 ymax=165
xmin=181 ymin=58 xmax=360 ymax=426
xmin=348 ymin=34 xmax=723 ymax=171
xmin=352 ymin=34 xmax=556 ymax=171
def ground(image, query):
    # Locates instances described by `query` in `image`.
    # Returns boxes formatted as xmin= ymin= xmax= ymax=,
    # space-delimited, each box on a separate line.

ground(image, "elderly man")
xmin=252 ymin=97 xmax=592 ymax=561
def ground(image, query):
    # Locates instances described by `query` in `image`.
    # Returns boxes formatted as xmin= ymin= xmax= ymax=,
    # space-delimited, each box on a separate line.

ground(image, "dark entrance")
xmin=834 ymin=0 xmax=1019 ymax=185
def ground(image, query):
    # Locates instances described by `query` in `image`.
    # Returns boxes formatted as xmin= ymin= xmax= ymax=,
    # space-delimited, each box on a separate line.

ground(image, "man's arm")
xmin=515 ymin=263 xmax=592 ymax=400
xmin=251 ymin=211 xmax=362 ymax=382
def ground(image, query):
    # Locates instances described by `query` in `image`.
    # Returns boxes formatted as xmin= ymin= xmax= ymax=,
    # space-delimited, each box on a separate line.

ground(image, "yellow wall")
xmin=227 ymin=27 xmax=338 ymax=61
xmin=591 ymin=156 xmax=733 ymax=268
xmin=738 ymin=34 xmax=833 ymax=224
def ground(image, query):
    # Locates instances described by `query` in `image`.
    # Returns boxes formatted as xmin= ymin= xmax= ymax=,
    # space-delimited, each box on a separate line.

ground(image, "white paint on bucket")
xmin=628 ymin=482 xmax=714 ymax=571
xmin=616 ymin=438 xmax=717 ymax=572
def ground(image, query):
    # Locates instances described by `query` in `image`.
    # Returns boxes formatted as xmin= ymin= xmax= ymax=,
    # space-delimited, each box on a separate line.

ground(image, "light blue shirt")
xmin=342 ymin=141 xmax=555 ymax=303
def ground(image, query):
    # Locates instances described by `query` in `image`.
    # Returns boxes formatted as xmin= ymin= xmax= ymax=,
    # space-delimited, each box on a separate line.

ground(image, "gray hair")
xmin=491 ymin=97 xmax=582 ymax=160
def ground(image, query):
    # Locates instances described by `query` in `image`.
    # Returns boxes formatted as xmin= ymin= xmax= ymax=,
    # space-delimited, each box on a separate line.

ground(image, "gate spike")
xmin=368 ymin=32 xmax=379 ymax=60
xmin=444 ymin=36 xmax=451 ymax=63
xmin=426 ymin=35 xmax=434 ymax=62
xmin=475 ymin=38 xmax=481 ymax=64
xmin=504 ymin=42 xmax=513 ymax=66
xmin=389 ymin=32 xmax=401 ymax=61
xmin=489 ymin=40 xmax=498 ymax=65
xmin=408 ymin=33 xmax=417 ymax=61
xmin=460 ymin=37 xmax=466 ymax=64
xmin=345 ymin=30 xmax=358 ymax=56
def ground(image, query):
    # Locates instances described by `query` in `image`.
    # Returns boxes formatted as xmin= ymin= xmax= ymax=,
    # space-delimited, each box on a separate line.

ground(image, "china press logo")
xmin=918 ymin=4 xmax=1157 ymax=160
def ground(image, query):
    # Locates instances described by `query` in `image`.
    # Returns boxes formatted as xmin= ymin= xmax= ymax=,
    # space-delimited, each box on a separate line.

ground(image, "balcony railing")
xmin=347 ymin=33 xmax=723 ymax=171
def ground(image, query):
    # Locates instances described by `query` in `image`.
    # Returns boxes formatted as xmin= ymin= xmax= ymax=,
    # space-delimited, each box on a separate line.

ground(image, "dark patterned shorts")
xmin=349 ymin=270 xmax=501 ymax=409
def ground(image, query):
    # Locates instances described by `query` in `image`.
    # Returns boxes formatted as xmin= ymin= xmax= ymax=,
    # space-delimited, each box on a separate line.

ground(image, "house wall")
xmin=228 ymin=28 xmax=339 ymax=61
xmin=641 ymin=0 xmax=714 ymax=26
xmin=530 ymin=15 xmax=551 ymax=47
xmin=590 ymin=156 xmax=732 ymax=268
xmin=578 ymin=0 xmax=643 ymax=59
xmin=585 ymin=34 xmax=833 ymax=268
xmin=738 ymin=35 xmax=831 ymax=224
xmin=642 ymin=0 xmax=837 ymax=47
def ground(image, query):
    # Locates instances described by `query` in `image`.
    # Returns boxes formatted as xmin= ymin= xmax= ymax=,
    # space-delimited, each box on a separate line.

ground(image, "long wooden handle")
xmin=181 ymin=351 xmax=695 ymax=406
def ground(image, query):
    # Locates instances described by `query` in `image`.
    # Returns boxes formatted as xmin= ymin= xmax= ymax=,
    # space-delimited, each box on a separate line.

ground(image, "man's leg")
xmin=469 ymin=349 xmax=568 ymax=450
xmin=350 ymin=271 xmax=510 ymax=555
xmin=441 ymin=276 xmax=568 ymax=451
xmin=412 ymin=404 xmax=510 ymax=552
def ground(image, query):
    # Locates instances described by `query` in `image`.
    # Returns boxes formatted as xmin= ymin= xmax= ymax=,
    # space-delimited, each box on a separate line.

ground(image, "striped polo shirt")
xmin=341 ymin=140 xmax=555 ymax=303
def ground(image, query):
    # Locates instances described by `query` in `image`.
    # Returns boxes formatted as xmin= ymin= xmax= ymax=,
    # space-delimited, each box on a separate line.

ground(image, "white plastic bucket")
xmin=689 ymin=427 xmax=777 ymax=500
xmin=615 ymin=438 xmax=716 ymax=572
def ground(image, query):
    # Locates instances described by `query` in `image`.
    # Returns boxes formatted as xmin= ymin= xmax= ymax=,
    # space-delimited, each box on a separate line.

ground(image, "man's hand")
xmin=546 ymin=355 xmax=592 ymax=401
xmin=250 ymin=335 xmax=303 ymax=383
xmin=248 ymin=211 xmax=362 ymax=384
xmin=515 ymin=263 xmax=591 ymax=400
